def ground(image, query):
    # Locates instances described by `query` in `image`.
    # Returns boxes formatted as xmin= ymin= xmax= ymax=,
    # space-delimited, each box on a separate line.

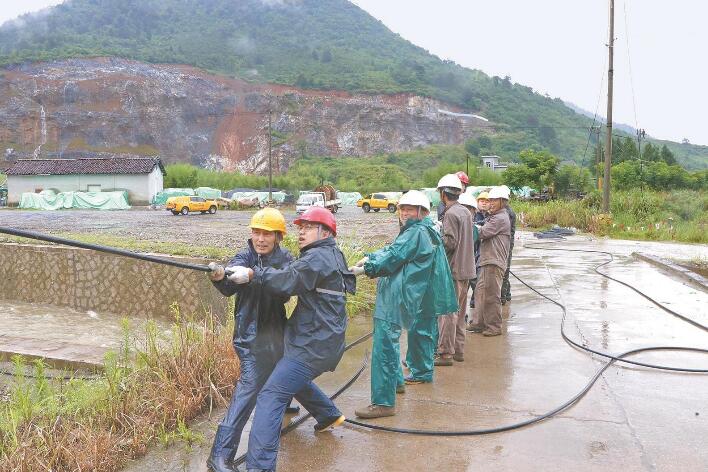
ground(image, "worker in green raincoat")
xmin=351 ymin=190 xmax=458 ymax=419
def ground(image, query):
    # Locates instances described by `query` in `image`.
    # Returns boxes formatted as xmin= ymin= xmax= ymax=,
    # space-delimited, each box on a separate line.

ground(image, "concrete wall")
xmin=7 ymin=171 xmax=164 ymax=205
xmin=0 ymin=243 xmax=228 ymax=320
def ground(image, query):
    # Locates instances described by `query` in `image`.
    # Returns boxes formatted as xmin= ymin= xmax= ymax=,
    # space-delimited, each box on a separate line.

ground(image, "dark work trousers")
xmin=246 ymin=357 xmax=342 ymax=471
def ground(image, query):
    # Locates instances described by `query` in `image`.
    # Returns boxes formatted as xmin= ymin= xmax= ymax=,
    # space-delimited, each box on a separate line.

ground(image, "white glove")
xmin=208 ymin=262 xmax=225 ymax=282
xmin=349 ymin=266 xmax=365 ymax=276
xmin=434 ymin=221 xmax=443 ymax=233
xmin=355 ymin=257 xmax=369 ymax=267
xmin=226 ymin=266 xmax=251 ymax=284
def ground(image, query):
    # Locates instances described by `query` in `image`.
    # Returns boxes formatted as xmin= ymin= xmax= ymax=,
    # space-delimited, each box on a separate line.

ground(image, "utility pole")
xmin=602 ymin=0 xmax=614 ymax=213
xmin=594 ymin=127 xmax=603 ymax=191
xmin=637 ymin=128 xmax=646 ymax=191
xmin=267 ymin=110 xmax=273 ymax=204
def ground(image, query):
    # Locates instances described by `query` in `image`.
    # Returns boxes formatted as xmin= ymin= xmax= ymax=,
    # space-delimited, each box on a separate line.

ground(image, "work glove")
xmin=434 ymin=221 xmax=443 ymax=234
xmin=349 ymin=266 xmax=366 ymax=276
xmin=208 ymin=262 xmax=225 ymax=282
xmin=354 ymin=256 xmax=369 ymax=267
xmin=226 ymin=265 xmax=251 ymax=284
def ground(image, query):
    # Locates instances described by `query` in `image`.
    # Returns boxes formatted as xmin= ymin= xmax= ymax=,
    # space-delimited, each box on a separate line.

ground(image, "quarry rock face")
xmin=0 ymin=58 xmax=489 ymax=173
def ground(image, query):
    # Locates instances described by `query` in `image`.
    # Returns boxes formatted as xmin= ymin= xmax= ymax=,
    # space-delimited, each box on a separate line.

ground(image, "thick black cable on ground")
xmin=0 ymin=226 xmax=212 ymax=272
xmin=344 ymin=241 xmax=708 ymax=436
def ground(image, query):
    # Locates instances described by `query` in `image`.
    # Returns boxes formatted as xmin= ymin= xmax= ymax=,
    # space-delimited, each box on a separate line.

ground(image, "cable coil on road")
xmin=1 ymin=227 xmax=706 ymax=441
xmin=345 ymin=240 xmax=708 ymax=436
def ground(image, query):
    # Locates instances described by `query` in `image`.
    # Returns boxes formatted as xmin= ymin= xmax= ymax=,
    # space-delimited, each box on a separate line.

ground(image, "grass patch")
xmin=513 ymin=189 xmax=708 ymax=244
xmin=0 ymin=306 xmax=238 ymax=471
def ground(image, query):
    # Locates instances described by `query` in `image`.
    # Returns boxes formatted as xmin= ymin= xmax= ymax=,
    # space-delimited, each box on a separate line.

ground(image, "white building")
xmin=5 ymin=156 xmax=165 ymax=206
xmin=480 ymin=155 xmax=508 ymax=173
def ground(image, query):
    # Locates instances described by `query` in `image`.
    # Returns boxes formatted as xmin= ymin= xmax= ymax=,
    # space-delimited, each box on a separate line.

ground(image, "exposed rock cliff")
xmin=0 ymin=58 xmax=490 ymax=173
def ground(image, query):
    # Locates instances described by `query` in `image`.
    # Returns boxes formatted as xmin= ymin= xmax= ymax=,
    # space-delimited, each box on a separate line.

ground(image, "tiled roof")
xmin=6 ymin=157 xmax=165 ymax=176
xmin=0 ymin=161 xmax=13 ymax=173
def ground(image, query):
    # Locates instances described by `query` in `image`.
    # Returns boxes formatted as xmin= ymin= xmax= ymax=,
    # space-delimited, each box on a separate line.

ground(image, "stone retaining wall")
xmin=0 ymin=243 xmax=229 ymax=320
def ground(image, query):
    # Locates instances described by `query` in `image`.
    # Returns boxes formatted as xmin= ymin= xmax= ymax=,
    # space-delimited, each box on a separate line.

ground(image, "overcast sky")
xmin=2 ymin=0 xmax=707 ymax=146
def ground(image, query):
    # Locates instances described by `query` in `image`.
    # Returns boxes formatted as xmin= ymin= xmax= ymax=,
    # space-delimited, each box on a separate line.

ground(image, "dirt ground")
xmin=0 ymin=206 xmax=401 ymax=249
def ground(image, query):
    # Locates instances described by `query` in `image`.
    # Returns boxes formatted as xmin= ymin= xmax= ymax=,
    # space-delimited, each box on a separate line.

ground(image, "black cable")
xmin=344 ymin=242 xmax=708 ymax=436
xmin=346 ymin=345 xmax=707 ymax=436
xmin=0 ymin=226 xmax=212 ymax=272
xmin=523 ymin=243 xmax=708 ymax=333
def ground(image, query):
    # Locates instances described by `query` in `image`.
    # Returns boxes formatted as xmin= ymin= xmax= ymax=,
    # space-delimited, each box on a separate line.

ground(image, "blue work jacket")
xmin=252 ymin=237 xmax=356 ymax=375
xmin=212 ymin=240 xmax=293 ymax=361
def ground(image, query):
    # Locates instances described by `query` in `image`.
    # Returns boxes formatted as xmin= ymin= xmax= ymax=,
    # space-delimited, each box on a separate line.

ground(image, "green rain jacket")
xmin=364 ymin=217 xmax=458 ymax=330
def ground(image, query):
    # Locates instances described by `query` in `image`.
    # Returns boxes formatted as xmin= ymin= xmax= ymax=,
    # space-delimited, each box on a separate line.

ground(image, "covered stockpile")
xmin=19 ymin=190 xmax=130 ymax=210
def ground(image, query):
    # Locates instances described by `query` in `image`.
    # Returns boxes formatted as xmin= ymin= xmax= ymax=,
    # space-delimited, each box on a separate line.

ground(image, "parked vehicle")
xmin=356 ymin=193 xmax=398 ymax=213
xmin=166 ymin=195 xmax=218 ymax=215
xmin=295 ymin=185 xmax=341 ymax=214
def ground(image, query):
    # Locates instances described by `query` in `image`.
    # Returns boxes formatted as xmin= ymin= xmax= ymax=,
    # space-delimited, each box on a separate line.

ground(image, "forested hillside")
xmin=1 ymin=0 xmax=705 ymax=168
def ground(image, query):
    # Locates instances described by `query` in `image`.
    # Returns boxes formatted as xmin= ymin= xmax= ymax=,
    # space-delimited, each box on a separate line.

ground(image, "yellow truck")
xmin=356 ymin=193 xmax=398 ymax=213
xmin=166 ymin=195 xmax=218 ymax=215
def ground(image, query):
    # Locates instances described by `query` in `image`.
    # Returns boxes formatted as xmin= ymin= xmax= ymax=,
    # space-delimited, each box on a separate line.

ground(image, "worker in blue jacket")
xmin=226 ymin=206 xmax=356 ymax=472
xmin=352 ymin=190 xmax=458 ymax=419
xmin=206 ymin=208 xmax=293 ymax=472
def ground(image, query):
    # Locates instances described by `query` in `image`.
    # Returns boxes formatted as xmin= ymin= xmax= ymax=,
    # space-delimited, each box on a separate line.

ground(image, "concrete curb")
xmin=633 ymin=252 xmax=708 ymax=293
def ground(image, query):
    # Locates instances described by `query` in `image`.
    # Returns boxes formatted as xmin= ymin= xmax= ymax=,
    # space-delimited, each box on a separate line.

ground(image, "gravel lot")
xmin=0 ymin=206 xmax=401 ymax=249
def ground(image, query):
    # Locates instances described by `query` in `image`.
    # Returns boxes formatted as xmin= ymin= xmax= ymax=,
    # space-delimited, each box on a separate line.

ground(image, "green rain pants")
xmin=406 ymin=316 xmax=436 ymax=382
xmin=371 ymin=318 xmax=405 ymax=407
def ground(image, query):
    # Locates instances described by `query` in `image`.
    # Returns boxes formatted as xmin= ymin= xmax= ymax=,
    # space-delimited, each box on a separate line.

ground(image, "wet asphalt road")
xmin=119 ymin=233 xmax=708 ymax=472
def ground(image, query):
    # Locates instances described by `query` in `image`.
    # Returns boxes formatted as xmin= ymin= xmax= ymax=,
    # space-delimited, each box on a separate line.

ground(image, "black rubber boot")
xmin=206 ymin=425 xmax=237 ymax=472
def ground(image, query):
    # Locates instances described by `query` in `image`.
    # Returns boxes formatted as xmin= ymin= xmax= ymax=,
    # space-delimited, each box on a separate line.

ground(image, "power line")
xmin=623 ymin=0 xmax=640 ymax=131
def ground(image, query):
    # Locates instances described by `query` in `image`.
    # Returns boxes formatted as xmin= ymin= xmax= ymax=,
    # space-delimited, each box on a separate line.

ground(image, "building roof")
xmin=0 ymin=161 xmax=13 ymax=173
xmin=6 ymin=157 xmax=165 ymax=176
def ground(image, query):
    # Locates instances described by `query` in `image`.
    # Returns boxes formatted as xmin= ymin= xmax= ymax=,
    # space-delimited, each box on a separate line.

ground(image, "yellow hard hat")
xmin=477 ymin=191 xmax=490 ymax=200
xmin=249 ymin=208 xmax=286 ymax=234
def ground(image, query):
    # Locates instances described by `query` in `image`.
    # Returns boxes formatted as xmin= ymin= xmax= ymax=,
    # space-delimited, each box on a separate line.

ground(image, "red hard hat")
xmin=294 ymin=206 xmax=337 ymax=236
xmin=456 ymin=171 xmax=470 ymax=185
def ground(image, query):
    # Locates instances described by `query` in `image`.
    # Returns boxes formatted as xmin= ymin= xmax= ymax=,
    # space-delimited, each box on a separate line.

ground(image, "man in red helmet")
xmin=226 ymin=206 xmax=356 ymax=472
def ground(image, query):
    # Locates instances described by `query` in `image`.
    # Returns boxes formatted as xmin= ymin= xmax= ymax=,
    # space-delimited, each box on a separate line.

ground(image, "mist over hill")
xmin=1 ymin=0 xmax=705 ymax=169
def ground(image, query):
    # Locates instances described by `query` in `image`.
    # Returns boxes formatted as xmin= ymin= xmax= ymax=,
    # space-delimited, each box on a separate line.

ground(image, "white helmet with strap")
xmin=436 ymin=174 xmax=463 ymax=194
xmin=458 ymin=192 xmax=478 ymax=209
xmin=398 ymin=190 xmax=431 ymax=211
xmin=488 ymin=186 xmax=510 ymax=200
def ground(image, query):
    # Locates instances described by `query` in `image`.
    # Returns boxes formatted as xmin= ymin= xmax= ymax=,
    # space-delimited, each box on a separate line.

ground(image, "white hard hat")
xmin=458 ymin=192 xmax=478 ymax=209
xmin=398 ymin=190 xmax=431 ymax=211
xmin=436 ymin=174 xmax=463 ymax=192
xmin=488 ymin=186 xmax=510 ymax=200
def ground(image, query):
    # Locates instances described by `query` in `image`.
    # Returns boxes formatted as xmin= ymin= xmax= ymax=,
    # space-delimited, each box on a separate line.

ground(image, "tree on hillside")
xmin=660 ymin=145 xmax=677 ymax=165
xmin=464 ymin=139 xmax=480 ymax=156
xmin=502 ymin=149 xmax=559 ymax=190
xmin=642 ymin=142 xmax=660 ymax=162
xmin=553 ymin=164 xmax=592 ymax=196
xmin=612 ymin=137 xmax=639 ymax=163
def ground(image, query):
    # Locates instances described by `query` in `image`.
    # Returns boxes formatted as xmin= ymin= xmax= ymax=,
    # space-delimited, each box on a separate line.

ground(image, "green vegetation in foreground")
xmin=0 ymin=309 xmax=237 ymax=470
xmin=513 ymin=189 xmax=707 ymax=244
xmin=1 ymin=0 xmax=705 ymax=168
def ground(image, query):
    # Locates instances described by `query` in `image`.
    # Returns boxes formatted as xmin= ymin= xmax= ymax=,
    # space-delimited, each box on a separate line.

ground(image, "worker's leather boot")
xmin=206 ymin=425 xmax=237 ymax=472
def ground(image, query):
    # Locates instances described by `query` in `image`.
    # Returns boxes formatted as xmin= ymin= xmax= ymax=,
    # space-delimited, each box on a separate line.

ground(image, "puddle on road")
xmin=0 ymin=300 xmax=174 ymax=364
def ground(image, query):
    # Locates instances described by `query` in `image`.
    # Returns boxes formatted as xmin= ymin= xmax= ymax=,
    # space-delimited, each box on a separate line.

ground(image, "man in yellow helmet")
xmin=206 ymin=208 xmax=294 ymax=472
